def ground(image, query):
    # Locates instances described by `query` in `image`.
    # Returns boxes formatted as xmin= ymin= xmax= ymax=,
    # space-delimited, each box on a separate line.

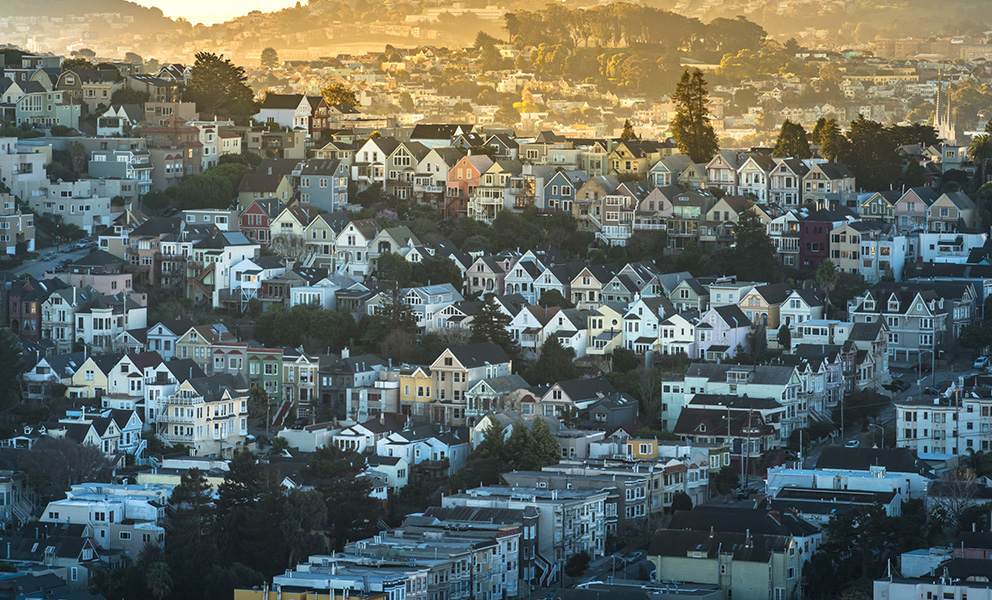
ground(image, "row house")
xmin=414 ymin=147 xmax=465 ymax=207
xmin=699 ymin=195 xmax=750 ymax=249
xmin=430 ymin=342 xmax=513 ymax=425
xmin=298 ymin=159 xmax=349 ymax=213
xmin=157 ymin=374 xmax=249 ymax=457
xmin=335 ymin=218 xmax=383 ymax=277
xmin=352 ymin=136 xmax=399 ymax=192
xmin=894 ymin=186 xmax=940 ymax=233
xmin=467 ymin=159 xmax=523 ymax=224
xmin=444 ymin=154 xmax=493 ymax=218
xmin=849 ymin=283 xmax=972 ymax=365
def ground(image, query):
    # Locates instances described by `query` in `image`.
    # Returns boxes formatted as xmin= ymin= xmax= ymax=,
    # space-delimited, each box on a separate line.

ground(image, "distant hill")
xmin=1 ymin=0 xmax=179 ymax=36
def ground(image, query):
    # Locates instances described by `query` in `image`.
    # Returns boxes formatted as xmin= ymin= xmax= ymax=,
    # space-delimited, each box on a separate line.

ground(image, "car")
xmin=976 ymin=357 xmax=990 ymax=370
xmin=622 ymin=551 xmax=644 ymax=565
xmin=845 ymin=440 xmax=860 ymax=448
xmin=163 ymin=207 xmax=179 ymax=217
xmin=910 ymin=361 xmax=933 ymax=373
xmin=41 ymin=251 xmax=57 ymax=261
xmin=883 ymin=379 xmax=909 ymax=393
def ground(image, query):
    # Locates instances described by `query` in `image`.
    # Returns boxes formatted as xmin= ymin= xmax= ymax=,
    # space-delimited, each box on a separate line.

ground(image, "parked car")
xmin=845 ymin=439 xmax=860 ymax=448
xmin=622 ymin=551 xmax=644 ymax=565
xmin=975 ymin=356 xmax=989 ymax=370
xmin=883 ymin=379 xmax=909 ymax=393
xmin=41 ymin=251 xmax=57 ymax=261
xmin=163 ymin=207 xmax=179 ymax=217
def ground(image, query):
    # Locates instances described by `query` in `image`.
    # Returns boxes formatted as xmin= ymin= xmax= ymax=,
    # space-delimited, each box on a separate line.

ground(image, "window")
xmin=120 ymin=531 xmax=132 ymax=540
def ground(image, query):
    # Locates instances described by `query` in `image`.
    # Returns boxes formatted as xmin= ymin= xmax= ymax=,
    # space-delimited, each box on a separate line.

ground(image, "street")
xmin=13 ymin=246 xmax=92 ymax=279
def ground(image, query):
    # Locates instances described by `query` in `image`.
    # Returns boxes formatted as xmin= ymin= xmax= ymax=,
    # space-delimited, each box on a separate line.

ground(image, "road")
xmin=13 ymin=246 xmax=92 ymax=279
xmin=801 ymin=354 xmax=983 ymax=467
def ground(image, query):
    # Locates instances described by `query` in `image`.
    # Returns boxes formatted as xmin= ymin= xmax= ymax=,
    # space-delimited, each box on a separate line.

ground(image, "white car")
xmin=975 ymin=356 xmax=989 ymax=370
xmin=845 ymin=440 xmax=860 ymax=448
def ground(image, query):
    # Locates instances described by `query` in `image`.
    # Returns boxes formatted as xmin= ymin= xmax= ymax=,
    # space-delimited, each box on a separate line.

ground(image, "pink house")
xmin=894 ymin=186 xmax=938 ymax=233
xmin=465 ymin=254 xmax=518 ymax=296
xmin=695 ymin=304 xmax=752 ymax=361
xmin=445 ymin=155 xmax=494 ymax=219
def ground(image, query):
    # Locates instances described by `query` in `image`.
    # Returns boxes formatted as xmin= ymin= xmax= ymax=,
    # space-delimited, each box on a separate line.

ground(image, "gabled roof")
xmin=445 ymin=342 xmax=511 ymax=368
xmin=260 ymin=93 xmax=307 ymax=110
xmin=237 ymin=173 xmax=286 ymax=194
xmin=713 ymin=304 xmax=751 ymax=328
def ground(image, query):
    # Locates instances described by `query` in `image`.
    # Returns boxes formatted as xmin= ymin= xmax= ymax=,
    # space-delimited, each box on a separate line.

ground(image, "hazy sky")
xmin=130 ymin=0 xmax=304 ymax=25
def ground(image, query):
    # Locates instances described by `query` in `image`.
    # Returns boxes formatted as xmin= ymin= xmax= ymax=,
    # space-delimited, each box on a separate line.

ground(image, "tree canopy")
xmin=671 ymin=69 xmax=719 ymax=163
xmin=184 ymin=52 xmax=256 ymax=123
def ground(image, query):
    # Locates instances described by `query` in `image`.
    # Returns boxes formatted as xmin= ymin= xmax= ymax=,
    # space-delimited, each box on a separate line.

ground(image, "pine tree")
xmin=772 ymin=119 xmax=811 ymax=158
xmin=471 ymin=294 xmax=517 ymax=357
xmin=530 ymin=418 xmax=562 ymax=467
xmin=529 ymin=337 xmax=576 ymax=384
xmin=260 ymin=47 xmax=279 ymax=70
xmin=620 ymin=119 xmax=637 ymax=141
xmin=671 ymin=69 xmax=719 ymax=163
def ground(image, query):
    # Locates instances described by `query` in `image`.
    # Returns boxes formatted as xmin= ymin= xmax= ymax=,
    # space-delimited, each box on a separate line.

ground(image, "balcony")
xmin=165 ymin=413 xmax=196 ymax=424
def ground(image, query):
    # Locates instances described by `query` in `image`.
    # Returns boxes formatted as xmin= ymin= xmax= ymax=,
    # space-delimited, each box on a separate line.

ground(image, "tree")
xmin=839 ymin=115 xmax=900 ymax=191
xmin=529 ymin=418 xmax=562 ymax=467
xmin=671 ymin=491 xmax=693 ymax=511
xmin=62 ymin=58 xmax=95 ymax=71
xmin=538 ymin=289 xmax=574 ymax=309
xmin=528 ymin=337 xmax=576 ymax=384
xmin=671 ymin=69 xmax=719 ymax=163
xmin=712 ymin=465 xmax=739 ymax=495
xmin=377 ymin=251 xmax=413 ymax=286
xmin=619 ymin=119 xmax=637 ymax=141
xmin=165 ymin=469 xmax=218 ymax=600
xmin=411 ymin=256 xmax=462 ymax=288
xmin=145 ymin=562 xmax=172 ymax=600
xmin=254 ymin=304 xmax=357 ymax=353
xmin=816 ymin=258 xmax=839 ymax=317
xmin=260 ymin=47 xmax=279 ymax=70
xmin=175 ymin=173 xmax=232 ymax=210
xmin=777 ymin=324 xmax=792 ymax=351
xmin=20 ymin=437 xmax=114 ymax=500
xmin=811 ymin=117 xmax=829 ymax=145
xmin=320 ymin=83 xmax=358 ymax=108
xmin=817 ymin=118 xmax=846 ymax=162
xmin=0 ymin=328 xmax=25 ymax=407
xmin=732 ymin=210 xmax=777 ymax=281
xmin=772 ymin=119 xmax=811 ymax=158
xmin=612 ymin=348 xmax=640 ymax=373
xmin=969 ymin=134 xmax=992 ymax=184
xmin=184 ymin=52 xmax=256 ymax=123
xmin=564 ymin=551 xmax=590 ymax=578
xmin=142 ymin=189 xmax=172 ymax=211
xmin=111 ymin=88 xmax=150 ymax=106
xmin=471 ymin=294 xmax=517 ymax=358
xmin=303 ymin=446 xmax=380 ymax=550
xmin=282 ymin=489 xmax=328 ymax=566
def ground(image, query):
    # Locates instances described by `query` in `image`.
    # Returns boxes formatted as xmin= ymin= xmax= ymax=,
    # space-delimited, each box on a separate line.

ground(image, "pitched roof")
xmin=815 ymin=446 xmax=933 ymax=476
xmin=446 ymin=342 xmax=511 ymax=368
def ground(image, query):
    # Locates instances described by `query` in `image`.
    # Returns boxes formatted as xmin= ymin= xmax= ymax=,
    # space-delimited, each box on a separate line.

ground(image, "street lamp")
xmin=868 ymin=422 xmax=885 ymax=448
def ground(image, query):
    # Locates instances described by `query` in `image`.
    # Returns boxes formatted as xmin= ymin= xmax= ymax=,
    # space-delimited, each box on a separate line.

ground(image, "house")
xmin=779 ymin=289 xmax=826 ymax=330
xmin=145 ymin=318 xmax=194 ymax=359
xmin=768 ymin=158 xmax=808 ymax=208
xmin=736 ymin=154 xmax=777 ymax=202
xmin=298 ymin=159 xmax=349 ymax=213
xmin=239 ymin=198 xmax=285 ymax=246
xmin=236 ymin=174 xmax=294 ymax=209
xmin=430 ymin=342 xmax=513 ymax=425
xmin=647 ymin=528 xmax=802 ymax=600
xmin=445 ymin=154 xmax=494 ymax=218
xmin=699 ymin=195 xmax=750 ymax=249
xmin=705 ymin=150 xmax=743 ymax=194
xmin=803 ymin=162 xmax=856 ymax=207
xmin=667 ymin=191 xmax=714 ymax=252
xmin=569 ymin=264 xmax=619 ymax=310
xmin=414 ymin=147 xmax=465 ymax=207
xmin=385 ymin=141 xmax=432 ymax=200
xmin=927 ymin=191 xmax=977 ymax=233
xmin=859 ymin=190 xmax=901 ymax=222
xmin=157 ymin=374 xmax=249 ymax=457
xmin=572 ymin=175 xmax=619 ymax=233
xmin=509 ymin=305 xmax=562 ymax=357
xmin=848 ymin=284 xmax=957 ymax=366
xmin=739 ymin=282 xmax=793 ymax=330
xmin=894 ymin=186 xmax=939 ymax=233
xmin=671 ymin=277 xmax=709 ymax=312
xmin=335 ymin=219 xmax=382 ymax=277
xmin=352 ymin=137 xmax=400 ymax=191
xmin=694 ymin=304 xmax=752 ymax=361
xmin=622 ymin=297 xmax=670 ymax=354
xmin=608 ymin=140 xmax=664 ymax=179
xmin=798 ymin=207 xmax=857 ymax=270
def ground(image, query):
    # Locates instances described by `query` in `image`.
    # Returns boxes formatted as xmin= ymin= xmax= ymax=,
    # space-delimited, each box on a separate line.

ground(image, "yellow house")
xmin=399 ymin=366 xmax=432 ymax=419
xmin=586 ymin=304 xmax=624 ymax=356
xmin=608 ymin=140 xmax=664 ymax=180
xmin=303 ymin=214 xmax=340 ymax=269
xmin=738 ymin=283 xmax=792 ymax=329
xmin=66 ymin=355 xmax=118 ymax=399
xmin=176 ymin=324 xmax=234 ymax=376
xmin=625 ymin=438 xmax=659 ymax=459
xmin=236 ymin=173 xmax=294 ymax=210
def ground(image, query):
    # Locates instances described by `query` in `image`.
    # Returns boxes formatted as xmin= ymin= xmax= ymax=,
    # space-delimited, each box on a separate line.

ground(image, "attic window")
xmin=864 ymin=297 xmax=875 ymax=311
xmin=698 ymin=424 xmax=706 ymax=432
xmin=888 ymin=298 xmax=899 ymax=312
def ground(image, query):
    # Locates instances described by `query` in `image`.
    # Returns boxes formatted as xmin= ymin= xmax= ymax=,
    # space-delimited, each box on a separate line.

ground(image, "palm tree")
xmin=145 ymin=561 xmax=173 ymax=600
xmin=969 ymin=134 xmax=992 ymax=184
xmin=816 ymin=259 xmax=839 ymax=318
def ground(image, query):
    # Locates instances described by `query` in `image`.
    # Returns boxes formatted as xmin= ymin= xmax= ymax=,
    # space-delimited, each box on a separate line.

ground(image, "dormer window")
xmin=888 ymin=297 xmax=899 ymax=312
xmin=698 ymin=424 xmax=706 ymax=433
xmin=864 ymin=296 xmax=875 ymax=311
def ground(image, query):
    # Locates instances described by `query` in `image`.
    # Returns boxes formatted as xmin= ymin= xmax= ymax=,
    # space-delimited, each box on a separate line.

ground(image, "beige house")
xmin=157 ymin=374 xmax=249 ymax=457
xmin=429 ymin=342 xmax=512 ymax=425
xmin=0 ymin=194 xmax=33 ymax=256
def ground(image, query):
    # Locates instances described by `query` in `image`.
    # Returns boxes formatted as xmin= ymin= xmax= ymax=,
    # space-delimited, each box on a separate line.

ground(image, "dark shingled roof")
xmin=446 ymin=342 xmax=511 ymax=369
xmin=669 ymin=505 xmax=819 ymax=537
